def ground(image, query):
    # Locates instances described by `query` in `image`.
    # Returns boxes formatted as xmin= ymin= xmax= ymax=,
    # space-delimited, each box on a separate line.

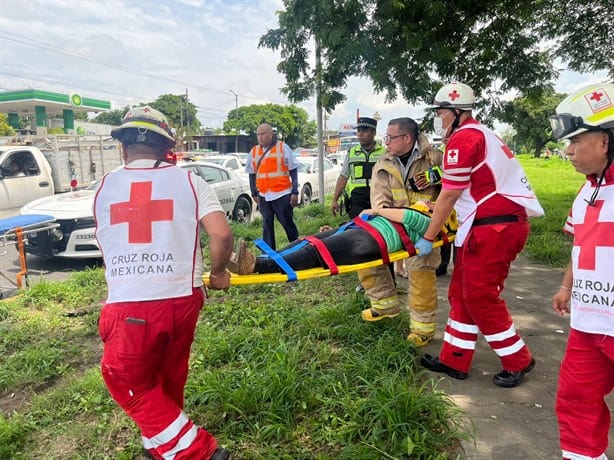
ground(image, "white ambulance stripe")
xmin=442 ymin=173 xmax=470 ymax=182
xmin=492 ymin=338 xmax=526 ymax=357
xmin=162 ymin=424 xmax=200 ymax=460
xmin=443 ymin=332 xmax=477 ymax=350
xmin=142 ymin=411 xmax=190 ymax=448
xmin=561 ymin=449 xmax=607 ymax=460
xmin=484 ymin=324 xmax=516 ymax=342
xmin=447 ymin=318 xmax=480 ymax=334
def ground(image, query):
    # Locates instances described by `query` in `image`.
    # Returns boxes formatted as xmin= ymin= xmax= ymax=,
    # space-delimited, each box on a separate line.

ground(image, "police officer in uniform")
xmin=331 ymin=117 xmax=386 ymax=218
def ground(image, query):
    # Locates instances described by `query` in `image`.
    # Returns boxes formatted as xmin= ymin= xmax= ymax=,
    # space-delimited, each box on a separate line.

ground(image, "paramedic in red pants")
xmin=94 ymin=106 xmax=232 ymax=459
xmin=551 ymin=83 xmax=614 ymax=460
xmin=416 ymin=82 xmax=544 ymax=388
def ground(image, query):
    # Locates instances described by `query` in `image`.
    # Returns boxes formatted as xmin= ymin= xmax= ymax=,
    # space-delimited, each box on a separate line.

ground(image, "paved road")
xmin=417 ymin=254 xmax=614 ymax=459
xmin=0 ymin=242 xmax=100 ymax=297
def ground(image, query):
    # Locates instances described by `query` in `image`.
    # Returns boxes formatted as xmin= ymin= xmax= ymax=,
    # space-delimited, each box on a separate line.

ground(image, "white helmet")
xmin=111 ymin=105 xmax=175 ymax=150
xmin=550 ymin=83 xmax=614 ymax=140
xmin=430 ymin=82 xmax=475 ymax=111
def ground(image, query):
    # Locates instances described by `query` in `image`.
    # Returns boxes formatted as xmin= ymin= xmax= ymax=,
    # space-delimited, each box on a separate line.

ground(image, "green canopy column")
xmin=35 ymin=105 xmax=47 ymax=134
xmin=8 ymin=113 xmax=19 ymax=129
xmin=63 ymin=109 xmax=75 ymax=133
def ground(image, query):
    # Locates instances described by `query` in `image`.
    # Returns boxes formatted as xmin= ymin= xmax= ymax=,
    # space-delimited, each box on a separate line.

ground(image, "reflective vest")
xmin=251 ymin=142 xmax=291 ymax=193
xmin=347 ymin=143 xmax=386 ymax=194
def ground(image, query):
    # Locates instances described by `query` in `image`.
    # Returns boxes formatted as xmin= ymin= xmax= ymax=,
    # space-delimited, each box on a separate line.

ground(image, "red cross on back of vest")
xmin=573 ymin=199 xmax=614 ymax=270
xmin=110 ymin=181 xmax=174 ymax=243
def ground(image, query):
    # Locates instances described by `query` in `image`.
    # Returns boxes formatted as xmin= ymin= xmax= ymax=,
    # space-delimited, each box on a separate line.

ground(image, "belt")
xmin=472 ymin=214 xmax=525 ymax=226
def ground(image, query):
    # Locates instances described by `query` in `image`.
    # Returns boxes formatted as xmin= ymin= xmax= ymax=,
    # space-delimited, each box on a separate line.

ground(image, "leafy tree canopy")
xmin=260 ymin=0 xmax=611 ymax=112
xmin=259 ymin=0 xmax=368 ymax=113
xmin=91 ymin=106 xmax=131 ymax=125
xmin=0 ymin=113 xmax=15 ymax=136
xmin=496 ymin=90 xmax=567 ymax=157
xmin=223 ymin=103 xmax=316 ymax=148
xmin=149 ymin=94 xmax=202 ymax=138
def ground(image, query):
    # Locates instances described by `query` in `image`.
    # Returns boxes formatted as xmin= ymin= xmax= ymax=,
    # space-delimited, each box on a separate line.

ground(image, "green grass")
xmin=0 ymin=158 xmax=583 ymax=458
xmin=516 ymin=155 xmax=584 ymax=267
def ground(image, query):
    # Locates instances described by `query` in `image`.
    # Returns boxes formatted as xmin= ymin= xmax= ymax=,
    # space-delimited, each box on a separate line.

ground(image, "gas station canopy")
xmin=0 ymin=89 xmax=111 ymax=134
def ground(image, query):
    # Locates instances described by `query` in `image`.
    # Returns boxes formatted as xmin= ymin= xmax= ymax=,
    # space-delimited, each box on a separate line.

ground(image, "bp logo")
xmin=70 ymin=93 xmax=83 ymax=107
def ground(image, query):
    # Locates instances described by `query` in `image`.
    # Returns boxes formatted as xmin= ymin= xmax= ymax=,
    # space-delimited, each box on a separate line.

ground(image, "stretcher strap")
xmin=391 ymin=222 xmax=416 ymax=257
xmin=303 ymin=236 xmax=338 ymax=275
xmin=278 ymin=239 xmax=309 ymax=257
xmin=254 ymin=239 xmax=298 ymax=281
xmin=438 ymin=231 xmax=450 ymax=246
xmin=351 ymin=216 xmax=390 ymax=264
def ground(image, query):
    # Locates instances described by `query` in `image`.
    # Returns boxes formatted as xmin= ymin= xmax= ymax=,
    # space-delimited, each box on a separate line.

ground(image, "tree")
xmin=223 ymin=103 xmax=316 ymax=148
xmin=259 ymin=1 xmax=366 ymax=114
xmin=497 ymin=90 xmax=567 ymax=157
xmin=92 ymin=106 xmax=130 ymax=125
xmin=261 ymin=0 xmax=611 ymax=111
xmin=150 ymin=94 xmax=201 ymax=139
xmin=542 ymin=0 xmax=613 ymax=79
xmin=0 ymin=113 xmax=15 ymax=136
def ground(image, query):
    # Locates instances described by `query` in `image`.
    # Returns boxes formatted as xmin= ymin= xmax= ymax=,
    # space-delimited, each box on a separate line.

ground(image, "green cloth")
xmin=368 ymin=209 xmax=430 ymax=252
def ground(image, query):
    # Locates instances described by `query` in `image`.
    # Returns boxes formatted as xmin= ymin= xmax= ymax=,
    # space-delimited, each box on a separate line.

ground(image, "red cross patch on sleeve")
xmin=446 ymin=149 xmax=459 ymax=165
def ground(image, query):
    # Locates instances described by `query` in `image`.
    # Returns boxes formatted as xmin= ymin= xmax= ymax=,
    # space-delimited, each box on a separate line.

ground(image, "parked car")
xmin=296 ymin=157 xmax=340 ymax=205
xmin=294 ymin=147 xmax=317 ymax=157
xmin=19 ymin=162 xmax=254 ymax=259
xmin=227 ymin=152 xmax=250 ymax=166
xmin=200 ymin=155 xmax=245 ymax=175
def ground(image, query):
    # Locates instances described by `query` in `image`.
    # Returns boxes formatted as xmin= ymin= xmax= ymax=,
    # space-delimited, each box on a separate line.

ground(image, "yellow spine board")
xmin=204 ymin=237 xmax=453 ymax=286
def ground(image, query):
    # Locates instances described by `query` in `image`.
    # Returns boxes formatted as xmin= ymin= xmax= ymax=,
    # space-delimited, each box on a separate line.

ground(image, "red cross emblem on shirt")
xmin=110 ymin=181 xmax=174 ymax=243
xmin=449 ymin=90 xmax=460 ymax=101
xmin=590 ymin=91 xmax=603 ymax=102
xmin=573 ymin=199 xmax=614 ymax=270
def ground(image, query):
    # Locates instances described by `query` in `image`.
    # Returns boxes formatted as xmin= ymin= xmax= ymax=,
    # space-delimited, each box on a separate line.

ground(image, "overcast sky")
xmin=0 ymin=0 xmax=608 ymax=136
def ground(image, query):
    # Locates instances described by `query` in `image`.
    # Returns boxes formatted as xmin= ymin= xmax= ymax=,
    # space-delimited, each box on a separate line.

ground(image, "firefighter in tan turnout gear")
xmin=360 ymin=117 xmax=444 ymax=347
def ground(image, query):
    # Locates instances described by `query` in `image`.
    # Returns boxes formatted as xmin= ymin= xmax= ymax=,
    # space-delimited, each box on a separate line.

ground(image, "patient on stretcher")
xmin=227 ymin=202 xmax=455 ymax=275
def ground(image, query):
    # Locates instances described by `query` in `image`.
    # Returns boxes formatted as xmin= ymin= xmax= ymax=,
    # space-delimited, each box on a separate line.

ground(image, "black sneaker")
xmin=493 ymin=358 xmax=535 ymax=388
xmin=211 ymin=447 xmax=231 ymax=460
xmin=420 ymin=354 xmax=468 ymax=380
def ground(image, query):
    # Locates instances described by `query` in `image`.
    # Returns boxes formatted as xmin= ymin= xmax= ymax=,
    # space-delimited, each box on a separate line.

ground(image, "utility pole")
xmin=229 ymin=89 xmax=239 ymax=152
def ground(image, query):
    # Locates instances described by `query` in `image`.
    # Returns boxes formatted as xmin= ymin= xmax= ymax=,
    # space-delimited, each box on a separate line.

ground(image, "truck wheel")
xmin=300 ymin=184 xmax=312 ymax=206
xmin=232 ymin=196 xmax=252 ymax=223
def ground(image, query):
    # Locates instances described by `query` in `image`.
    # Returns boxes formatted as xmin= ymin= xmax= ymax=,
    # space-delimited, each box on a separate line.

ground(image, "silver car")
xmin=296 ymin=156 xmax=340 ymax=205
xmin=19 ymin=162 xmax=253 ymax=259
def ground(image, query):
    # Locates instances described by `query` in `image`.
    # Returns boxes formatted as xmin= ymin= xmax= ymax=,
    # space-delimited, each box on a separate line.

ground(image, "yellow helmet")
xmin=550 ymin=83 xmax=614 ymax=140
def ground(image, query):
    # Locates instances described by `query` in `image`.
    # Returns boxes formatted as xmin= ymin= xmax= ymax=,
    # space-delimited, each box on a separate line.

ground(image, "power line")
xmin=2 ymin=33 xmax=283 ymax=106
xmin=2 ymin=34 xmax=233 ymax=98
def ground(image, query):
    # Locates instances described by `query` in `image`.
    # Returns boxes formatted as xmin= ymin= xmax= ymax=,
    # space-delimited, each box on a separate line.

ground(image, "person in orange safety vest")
xmin=246 ymin=123 xmax=300 ymax=250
